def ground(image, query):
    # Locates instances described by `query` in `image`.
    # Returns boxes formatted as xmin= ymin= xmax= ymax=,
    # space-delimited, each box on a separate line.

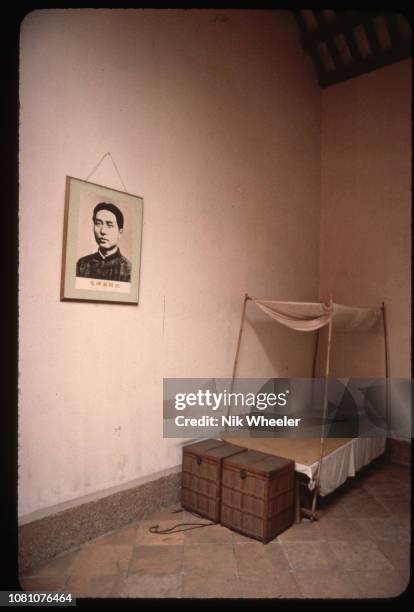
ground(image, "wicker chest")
xmin=181 ymin=439 xmax=247 ymax=522
xmin=221 ymin=449 xmax=295 ymax=543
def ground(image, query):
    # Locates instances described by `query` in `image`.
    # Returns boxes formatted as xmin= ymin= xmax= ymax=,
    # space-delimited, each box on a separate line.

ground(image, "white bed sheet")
xmin=296 ymin=436 xmax=386 ymax=496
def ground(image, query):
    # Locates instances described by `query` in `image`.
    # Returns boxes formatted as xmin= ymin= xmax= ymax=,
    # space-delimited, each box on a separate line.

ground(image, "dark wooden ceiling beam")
xmin=320 ymin=41 xmax=411 ymax=87
xmin=312 ymin=12 xmax=345 ymax=71
xmin=292 ymin=9 xmax=306 ymax=36
xmin=293 ymin=10 xmax=326 ymax=81
xmin=292 ymin=9 xmax=411 ymax=88
xmin=299 ymin=10 xmax=382 ymax=50
xmin=326 ymin=39 xmax=344 ymax=71
xmin=362 ymin=15 xmax=381 ymax=56
xmin=384 ymin=12 xmax=403 ymax=47
xmin=312 ymin=10 xmax=326 ymax=30
xmin=344 ymin=30 xmax=362 ymax=62
xmin=309 ymin=45 xmax=328 ymax=81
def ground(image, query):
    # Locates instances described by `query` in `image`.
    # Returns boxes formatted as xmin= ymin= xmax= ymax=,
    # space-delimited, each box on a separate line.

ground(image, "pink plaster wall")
xmin=19 ymin=9 xmax=321 ymax=517
xmin=319 ymin=60 xmax=411 ymax=380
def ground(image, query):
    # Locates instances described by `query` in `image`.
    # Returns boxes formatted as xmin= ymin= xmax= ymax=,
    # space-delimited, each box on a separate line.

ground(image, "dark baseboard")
xmin=387 ymin=438 xmax=411 ymax=467
xmin=19 ymin=471 xmax=181 ymax=575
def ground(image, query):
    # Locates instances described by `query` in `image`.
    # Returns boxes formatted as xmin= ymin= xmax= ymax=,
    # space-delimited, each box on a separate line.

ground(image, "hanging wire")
xmin=85 ymin=151 xmax=128 ymax=192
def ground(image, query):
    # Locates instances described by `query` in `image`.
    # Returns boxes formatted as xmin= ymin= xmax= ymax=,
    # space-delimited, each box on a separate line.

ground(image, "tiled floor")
xmin=20 ymin=462 xmax=411 ymax=599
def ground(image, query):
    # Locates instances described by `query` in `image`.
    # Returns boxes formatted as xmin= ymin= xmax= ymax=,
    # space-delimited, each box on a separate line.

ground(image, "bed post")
xmin=302 ymin=327 xmax=320 ymax=521
xmin=311 ymin=296 xmax=334 ymax=520
xmin=382 ymin=301 xmax=390 ymax=440
xmin=226 ymin=293 xmax=250 ymax=428
xmin=312 ymin=329 xmax=320 ymax=377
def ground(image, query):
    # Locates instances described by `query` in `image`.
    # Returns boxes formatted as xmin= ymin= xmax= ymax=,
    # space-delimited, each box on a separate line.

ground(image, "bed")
xmin=225 ymin=295 xmax=389 ymax=520
xmin=221 ymin=434 xmax=386 ymax=497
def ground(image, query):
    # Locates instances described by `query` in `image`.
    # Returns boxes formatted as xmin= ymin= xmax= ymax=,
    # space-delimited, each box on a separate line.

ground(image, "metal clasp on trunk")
xmin=240 ymin=469 xmax=247 ymax=480
xmin=197 ymin=457 xmax=202 ymax=465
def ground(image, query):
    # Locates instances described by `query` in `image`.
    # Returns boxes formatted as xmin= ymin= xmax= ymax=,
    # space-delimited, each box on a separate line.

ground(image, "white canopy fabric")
xmin=253 ymin=300 xmax=382 ymax=333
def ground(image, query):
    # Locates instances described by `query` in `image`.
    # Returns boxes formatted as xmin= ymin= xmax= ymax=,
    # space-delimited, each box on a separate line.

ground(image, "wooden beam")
xmin=310 ymin=45 xmax=328 ymax=84
xmin=313 ymin=9 xmax=345 ymax=72
xmin=312 ymin=10 xmax=326 ymax=30
xmin=293 ymin=9 xmax=307 ymax=41
xmin=320 ymin=42 xmax=411 ymax=87
xmin=299 ymin=10 xmax=382 ymax=50
xmin=344 ymin=29 xmax=363 ymax=62
xmin=384 ymin=11 xmax=403 ymax=47
xmin=362 ymin=15 xmax=381 ymax=55
xmin=293 ymin=10 xmax=326 ymax=82
xmin=326 ymin=38 xmax=344 ymax=71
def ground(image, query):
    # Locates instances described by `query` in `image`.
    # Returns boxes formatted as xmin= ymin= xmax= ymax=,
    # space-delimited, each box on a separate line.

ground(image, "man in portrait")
xmin=76 ymin=202 xmax=132 ymax=282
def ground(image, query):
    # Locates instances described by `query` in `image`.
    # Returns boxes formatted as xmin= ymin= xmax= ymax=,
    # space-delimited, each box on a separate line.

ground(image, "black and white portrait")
xmin=76 ymin=202 xmax=132 ymax=283
xmin=61 ymin=177 xmax=143 ymax=304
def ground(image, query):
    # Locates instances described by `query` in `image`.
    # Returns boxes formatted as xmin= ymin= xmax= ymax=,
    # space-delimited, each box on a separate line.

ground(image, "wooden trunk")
xmin=181 ymin=439 xmax=247 ymax=522
xmin=221 ymin=449 xmax=295 ymax=543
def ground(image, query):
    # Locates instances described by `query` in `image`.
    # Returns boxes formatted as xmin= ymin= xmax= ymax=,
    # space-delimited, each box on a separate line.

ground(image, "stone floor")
xmin=19 ymin=462 xmax=411 ymax=599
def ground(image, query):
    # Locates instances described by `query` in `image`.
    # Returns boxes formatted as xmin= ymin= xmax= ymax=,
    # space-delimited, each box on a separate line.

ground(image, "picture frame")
xmin=60 ymin=176 xmax=143 ymax=304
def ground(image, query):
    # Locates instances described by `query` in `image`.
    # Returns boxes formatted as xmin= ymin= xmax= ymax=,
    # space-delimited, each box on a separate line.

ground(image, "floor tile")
xmin=68 ymin=543 xmax=132 ymax=576
xmin=234 ymin=542 xmax=289 ymax=575
xmin=19 ymin=576 xmax=69 ymax=592
xmin=280 ymin=541 xmax=338 ymax=571
xmin=316 ymin=500 xmax=348 ymax=519
xmin=21 ymin=549 xmax=81 ymax=579
xmin=183 ymin=572 xmax=241 ymax=598
xmin=148 ymin=504 xmax=181 ymax=516
xmin=343 ymin=487 xmax=373 ymax=501
xmin=183 ymin=523 xmax=234 ymax=544
xmin=239 ymin=571 xmax=300 ymax=598
xmin=375 ymin=496 xmax=411 ymax=517
xmin=329 ymin=539 xmax=395 ymax=571
xmin=277 ymin=520 xmax=325 ymax=542
xmin=374 ymin=539 xmax=411 ymax=578
xmin=135 ymin=520 xmax=184 ymax=545
xmin=362 ymin=481 xmax=410 ymax=499
xmin=342 ymin=496 xmax=392 ymax=518
xmin=183 ymin=543 xmax=237 ymax=576
xmin=18 ymin=461 xmax=411 ymax=600
xmin=65 ymin=573 xmax=126 ymax=598
xmin=317 ymin=517 xmax=367 ymax=541
xmin=234 ymin=542 xmax=273 ymax=576
xmin=355 ymin=517 xmax=410 ymax=541
xmin=122 ymin=573 xmax=182 ymax=598
xmin=93 ymin=523 xmax=140 ymax=547
xmin=128 ymin=545 xmax=183 ymax=575
xmin=263 ymin=542 xmax=292 ymax=571
xmin=364 ymin=465 xmax=410 ymax=483
xmin=347 ymin=569 xmax=409 ymax=598
xmin=231 ymin=530 xmax=258 ymax=543
xmin=293 ymin=569 xmax=359 ymax=598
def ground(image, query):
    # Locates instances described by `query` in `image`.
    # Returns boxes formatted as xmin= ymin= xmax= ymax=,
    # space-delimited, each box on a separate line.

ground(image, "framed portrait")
xmin=61 ymin=176 xmax=143 ymax=304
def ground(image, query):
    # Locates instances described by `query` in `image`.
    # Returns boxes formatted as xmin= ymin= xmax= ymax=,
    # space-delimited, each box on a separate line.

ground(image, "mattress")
xmin=220 ymin=435 xmax=386 ymax=496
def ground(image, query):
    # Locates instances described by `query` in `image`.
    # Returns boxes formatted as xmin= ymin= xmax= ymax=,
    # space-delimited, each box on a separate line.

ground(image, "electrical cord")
xmin=148 ymin=508 xmax=217 ymax=534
